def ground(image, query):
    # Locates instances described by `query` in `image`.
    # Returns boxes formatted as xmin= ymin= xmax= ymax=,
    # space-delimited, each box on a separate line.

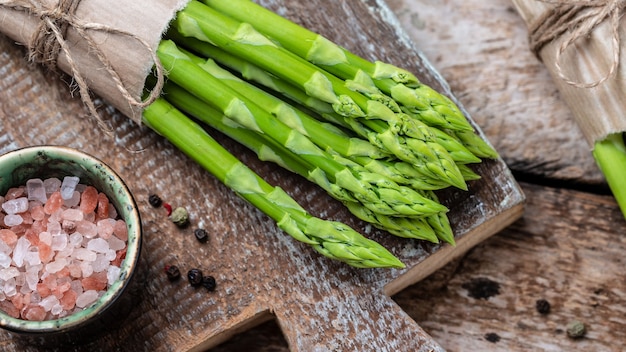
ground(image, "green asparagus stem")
xmin=142 ymin=97 xmax=405 ymax=268
xmin=171 ymin=2 xmax=468 ymax=190
xmin=157 ymin=40 xmax=448 ymax=218
xmin=158 ymin=79 xmax=448 ymax=243
xmin=593 ymin=133 xmax=626 ymax=219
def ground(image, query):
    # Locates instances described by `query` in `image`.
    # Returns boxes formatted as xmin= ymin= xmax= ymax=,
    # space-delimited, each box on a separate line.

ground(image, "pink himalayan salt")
xmin=113 ymin=220 xmax=128 ymax=241
xmin=0 ymin=179 xmax=127 ymax=321
xmin=38 ymin=242 xmax=54 ymax=263
xmin=60 ymin=289 xmax=77 ymax=310
xmin=30 ymin=204 xmax=46 ymax=221
xmin=95 ymin=192 xmax=109 ymax=220
xmin=5 ymin=187 xmax=25 ymax=201
xmin=0 ymin=300 xmax=20 ymax=318
xmin=23 ymin=304 xmax=46 ymax=321
xmin=0 ymin=229 xmax=17 ymax=247
xmin=75 ymin=290 xmax=99 ymax=309
xmin=79 ymin=186 xmax=98 ymax=214
xmin=43 ymin=192 xmax=63 ymax=215
xmin=97 ymin=219 xmax=115 ymax=240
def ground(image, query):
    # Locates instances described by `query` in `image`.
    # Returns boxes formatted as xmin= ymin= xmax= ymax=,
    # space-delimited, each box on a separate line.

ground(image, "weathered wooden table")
xmin=0 ymin=0 xmax=623 ymax=351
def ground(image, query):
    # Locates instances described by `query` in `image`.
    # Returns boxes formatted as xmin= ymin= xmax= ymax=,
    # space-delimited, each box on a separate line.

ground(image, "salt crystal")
xmin=0 ymin=229 xmax=17 ymax=247
xmin=113 ymin=220 xmax=128 ymax=241
xmin=0 ymin=243 xmax=10 ymax=256
xmin=26 ymin=179 xmax=47 ymax=203
xmin=3 ymin=214 xmax=23 ymax=227
xmin=29 ymin=204 xmax=46 ymax=221
xmin=43 ymin=192 xmax=64 ymax=215
xmin=43 ymin=178 xmax=62 ymax=195
xmin=62 ymin=220 xmax=77 ymax=233
xmin=74 ymin=248 xmax=97 ymax=262
xmin=3 ymin=279 xmax=17 ymax=297
xmin=0 ymin=253 xmax=11 ymax=269
xmin=2 ymin=197 xmax=29 ymax=215
xmin=62 ymin=208 xmax=83 ymax=222
xmin=63 ymin=191 xmax=80 ymax=208
xmin=104 ymin=249 xmax=116 ymax=261
xmin=108 ymin=206 xmax=117 ymax=219
xmin=39 ymin=231 xmax=52 ymax=246
xmin=91 ymin=254 xmax=109 ymax=273
xmin=69 ymin=233 xmax=83 ymax=247
xmin=80 ymin=261 xmax=94 ymax=278
xmin=50 ymin=234 xmax=68 ymax=251
xmin=26 ymin=266 xmax=41 ymax=290
xmin=96 ymin=219 xmax=115 ymax=239
xmin=5 ymin=187 xmax=24 ymax=200
xmin=67 ymin=262 xmax=82 ymax=278
xmin=24 ymin=248 xmax=42 ymax=266
xmin=87 ymin=238 xmax=109 ymax=254
xmin=76 ymin=220 xmax=98 ymax=238
xmin=70 ymin=280 xmax=83 ymax=295
xmin=24 ymin=305 xmax=46 ymax=321
xmin=45 ymin=258 xmax=67 ymax=274
xmin=107 ymin=266 xmax=121 ymax=285
xmin=0 ymin=267 xmax=20 ymax=281
xmin=79 ymin=186 xmax=98 ymax=214
xmin=75 ymin=290 xmax=98 ymax=308
xmin=47 ymin=219 xmax=62 ymax=236
xmin=39 ymin=295 xmax=59 ymax=312
xmin=30 ymin=292 xmax=41 ymax=304
xmin=12 ymin=237 xmax=31 ymax=267
xmin=60 ymin=176 xmax=80 ymax=200
xmin=51 ymin=303 xmax=63 ymax=315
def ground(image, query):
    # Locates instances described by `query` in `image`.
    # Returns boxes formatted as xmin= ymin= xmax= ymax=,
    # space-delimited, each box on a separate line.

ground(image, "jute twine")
xmin=0 ymin=0 xmax=165 ymax=130
xmin=528 ymin=0 xmax=626 ymax=88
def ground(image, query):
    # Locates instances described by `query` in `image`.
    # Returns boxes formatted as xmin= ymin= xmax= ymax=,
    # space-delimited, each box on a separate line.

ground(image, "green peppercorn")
xmin=170 ymin=207 xmax=189 ymax=228
xmin=148 ymin=194 xmax=162 ymax=207
xmin=202 ymin=275 xmax=217 ymax=291
xmin=194 ymin=228 xmax=209 ymax=243
xmin=566 ymin=320 xmax=586 ymax=339
xmin=187 ymin=268 xmax=203 ymax=286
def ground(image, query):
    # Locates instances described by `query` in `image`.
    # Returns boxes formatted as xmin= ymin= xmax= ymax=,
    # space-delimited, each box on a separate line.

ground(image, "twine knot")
xmin=528 ymin=0 xmax=626 ymax=88
xmin=0 ymin=0 xmax=164 ymax=125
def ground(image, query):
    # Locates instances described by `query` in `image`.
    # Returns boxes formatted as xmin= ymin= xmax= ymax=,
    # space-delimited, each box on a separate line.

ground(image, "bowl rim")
xmin=0 ymin=145 xmax=142 ymax=333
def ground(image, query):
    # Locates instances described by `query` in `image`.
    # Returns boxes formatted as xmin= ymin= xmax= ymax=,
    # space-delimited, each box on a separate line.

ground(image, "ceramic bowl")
xmin=0 ymin=146 xmax=143 ymax=345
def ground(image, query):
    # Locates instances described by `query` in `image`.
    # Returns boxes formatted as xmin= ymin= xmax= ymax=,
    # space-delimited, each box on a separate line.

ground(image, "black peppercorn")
xmin=202 ymin=275 xmax=217 ymax=291
xmin=165 ymin=265 xmax=181 ymax=281
xmin=149 ymin=194 xmax=162 ymax=207
xmin=187 ymin=268 xmax=204 ymax=286
xmin=194 ymin=228 xmax=209 ymax=243
xmin=535 ymin=299 xmax=551 ymax=315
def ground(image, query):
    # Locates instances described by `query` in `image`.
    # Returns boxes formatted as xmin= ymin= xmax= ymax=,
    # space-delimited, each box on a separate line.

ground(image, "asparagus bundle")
xmin=140 ymin=0 xmax=500 ymax=260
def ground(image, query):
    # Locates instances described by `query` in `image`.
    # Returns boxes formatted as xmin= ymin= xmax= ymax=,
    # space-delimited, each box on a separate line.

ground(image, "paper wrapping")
xmin=512 ymin=0 xmax=626 ymax=148
xmin=0 ymin=0 xmax=190 ymax=124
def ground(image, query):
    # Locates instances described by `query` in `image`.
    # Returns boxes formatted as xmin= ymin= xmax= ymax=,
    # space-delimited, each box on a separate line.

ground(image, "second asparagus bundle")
xmin=149 ymin=0 xmax=498 ymax=248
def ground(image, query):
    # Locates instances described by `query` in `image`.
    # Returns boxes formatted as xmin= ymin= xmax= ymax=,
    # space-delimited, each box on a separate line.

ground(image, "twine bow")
xmin=528 ymin=0 xmax=626 ymax=88
xmin=0 ymin=0 xmax=164 ymax=126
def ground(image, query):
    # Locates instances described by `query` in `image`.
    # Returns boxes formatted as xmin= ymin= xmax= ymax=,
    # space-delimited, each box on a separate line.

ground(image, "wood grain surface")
xmin=0 ymin=0 xmax=525 ymax=351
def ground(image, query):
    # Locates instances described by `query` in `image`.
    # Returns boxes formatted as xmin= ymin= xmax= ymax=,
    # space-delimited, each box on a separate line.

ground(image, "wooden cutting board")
xmin=0 ymin=0 xmax=525 ymax=350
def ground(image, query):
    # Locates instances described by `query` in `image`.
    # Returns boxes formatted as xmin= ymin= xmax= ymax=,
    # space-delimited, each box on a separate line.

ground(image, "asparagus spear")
xmin=157 ymin=40 xmax=447 ymax=218
xmin=593 ymin=133 xmax=626 ymax=219
xmin=170 ymin=1 xmax=468 ymax=190
xmin=142 ymin=97 xmax=405 ymax=268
